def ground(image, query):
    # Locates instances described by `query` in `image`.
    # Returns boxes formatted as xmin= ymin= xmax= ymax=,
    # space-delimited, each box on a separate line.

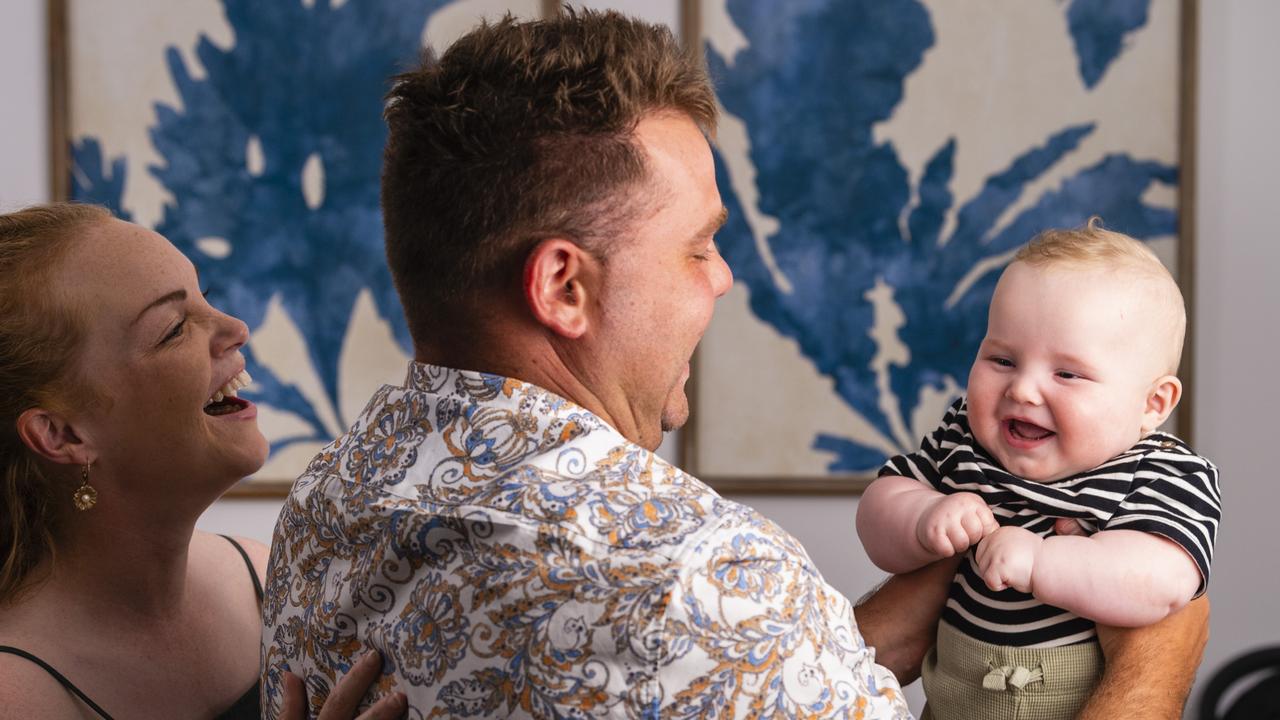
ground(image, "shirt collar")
xmin=403 ymin=360 xmax=603 ymax=428
xmin=405 ymin=361 xmax=521 ymax=404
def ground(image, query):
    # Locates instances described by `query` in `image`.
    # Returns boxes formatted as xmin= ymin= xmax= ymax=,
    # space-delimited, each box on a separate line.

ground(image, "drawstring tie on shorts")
xmin=982 ymin=663 xmax=1043 ymax=691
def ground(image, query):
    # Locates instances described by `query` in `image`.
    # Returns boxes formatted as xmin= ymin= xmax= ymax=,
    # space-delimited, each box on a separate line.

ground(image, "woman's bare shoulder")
xmin=0 ymin=650 xmax=91 ymax=718
xmin=191 ymin=530 xmax=269 ymax=588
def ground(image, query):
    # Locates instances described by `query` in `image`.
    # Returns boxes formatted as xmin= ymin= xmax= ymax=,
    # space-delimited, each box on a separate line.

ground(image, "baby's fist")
xmin=916 ymin=492 xmax=999 ymax=558
xmin=975 ymin=526 xmax=1042 ymax=593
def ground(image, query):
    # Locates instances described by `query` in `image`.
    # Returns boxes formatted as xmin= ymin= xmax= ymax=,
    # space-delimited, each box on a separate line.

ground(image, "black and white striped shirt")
xmin=880 ymin=398 xmax=1221 ymax=648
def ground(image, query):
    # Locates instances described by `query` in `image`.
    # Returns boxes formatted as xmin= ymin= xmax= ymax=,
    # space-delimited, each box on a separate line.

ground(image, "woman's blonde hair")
xmin=0 ymin=203 xmax=109 ymax=602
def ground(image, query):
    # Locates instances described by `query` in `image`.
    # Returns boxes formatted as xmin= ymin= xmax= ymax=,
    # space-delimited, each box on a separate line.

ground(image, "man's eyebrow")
xmin=131 ymin=289 xmax=187 ymax=327
xmin=694 ymin=206 xmax=729 ymax=240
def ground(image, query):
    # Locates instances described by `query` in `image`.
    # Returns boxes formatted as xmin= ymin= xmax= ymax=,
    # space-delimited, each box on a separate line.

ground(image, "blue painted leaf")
xmin=813 ymin=433 xmax=891 ymax=474
xmin=708 ymin=0 xmax=934 ymax=444
xmin=70 ymin=138 xmax=133 ymax=221
xmin=1066 ymin=0 xmax=1153 ymax=88
xmin=710 ymin=0 xmax=1179 ymax=471
xmin=88 ymin=0 xmax=452 ymax=453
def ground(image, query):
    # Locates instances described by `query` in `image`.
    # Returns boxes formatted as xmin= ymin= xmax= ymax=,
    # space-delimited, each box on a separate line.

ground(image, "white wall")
xmin=4 ymin=1 xmax=1275 ymax=716
xmin=0 ymin=0 xmax=48 ymax=211
xmin=1191 ymin=1 xmax=1280 ymax=713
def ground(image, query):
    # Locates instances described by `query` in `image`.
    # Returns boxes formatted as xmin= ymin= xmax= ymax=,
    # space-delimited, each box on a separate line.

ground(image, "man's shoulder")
xmin=478 ymin=439 xmax=756 ymax=561
xmin=272 ymin=367 xmax=815 ymax=578
xmin=279 ymin=381 xmax=759 ymax=553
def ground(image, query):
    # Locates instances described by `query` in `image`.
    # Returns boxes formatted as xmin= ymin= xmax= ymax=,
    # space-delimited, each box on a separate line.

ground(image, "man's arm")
xmin=1077 ymin=595 xmax=1210 ymax=720
xmin=853 ymin=556 xmax=962 ymax=683
xmin=659 ymin=512 xmax=925 ymax=717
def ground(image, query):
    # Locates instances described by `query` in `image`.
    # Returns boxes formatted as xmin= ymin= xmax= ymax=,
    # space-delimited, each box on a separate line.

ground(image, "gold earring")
xmin=73 ymin=462 xmax=98 ymax=511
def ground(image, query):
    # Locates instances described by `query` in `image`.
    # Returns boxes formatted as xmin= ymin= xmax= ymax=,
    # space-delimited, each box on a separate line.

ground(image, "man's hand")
xmin=279 ymin=651 xmax=409 ymax=720
xmin=916 ymin=492 xmax=999 ymax=558
xmin=855 ymin=556 xmax=962 ymax=683
xmin=975 ymin=526 xmax=1042 ymax=593
xmin=1076 ymin=595 xmax=1210 ymax=720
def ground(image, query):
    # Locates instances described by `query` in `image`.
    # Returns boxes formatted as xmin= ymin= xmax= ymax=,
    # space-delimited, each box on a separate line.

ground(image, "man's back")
xmin=262 ymin=362 xmax=909 ymax=718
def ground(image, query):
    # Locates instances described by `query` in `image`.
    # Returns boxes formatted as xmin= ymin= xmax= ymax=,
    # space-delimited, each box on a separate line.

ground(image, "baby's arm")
xmin=975 ymin=527 xmax=1201 ymax=626
xmin=857 ymin=475 xmax=998 ymax=574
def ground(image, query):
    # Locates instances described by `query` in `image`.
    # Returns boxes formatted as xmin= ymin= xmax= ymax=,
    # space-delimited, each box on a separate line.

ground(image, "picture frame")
xmin=48 ymin=1 xmax=1198 ymax=496
xmin=682 ymin=0 xmax=1199 ymax=494
xmin=47 ymin=0 xmax=550 ymax=496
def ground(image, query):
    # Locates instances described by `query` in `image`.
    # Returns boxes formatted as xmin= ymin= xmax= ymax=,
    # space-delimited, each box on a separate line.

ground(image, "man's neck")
xmin=414 ymin=333 xmax=652 ymax=450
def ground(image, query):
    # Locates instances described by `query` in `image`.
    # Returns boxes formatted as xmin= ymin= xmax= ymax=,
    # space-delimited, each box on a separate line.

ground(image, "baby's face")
xmin=967 ymin=262 xmax=1168 ymax=482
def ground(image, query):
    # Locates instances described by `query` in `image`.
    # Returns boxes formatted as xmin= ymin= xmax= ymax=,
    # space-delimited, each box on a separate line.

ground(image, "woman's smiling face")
xmin=56 ymin=219 xmax=267 ymax=497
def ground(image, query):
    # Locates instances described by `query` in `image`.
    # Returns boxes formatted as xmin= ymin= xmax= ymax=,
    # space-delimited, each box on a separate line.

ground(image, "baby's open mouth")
xmin=204 ymin=370 xmax=252 ymax=416
xmin=1007 ymin=418 xmax=1054 ymax=441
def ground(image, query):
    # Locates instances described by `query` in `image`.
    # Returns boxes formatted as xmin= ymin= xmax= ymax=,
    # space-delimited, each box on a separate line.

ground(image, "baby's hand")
xmin=975 ymin=526 xmax=1043 ymax=593
xmin=916 ymin=492 xmax=999 ymax=558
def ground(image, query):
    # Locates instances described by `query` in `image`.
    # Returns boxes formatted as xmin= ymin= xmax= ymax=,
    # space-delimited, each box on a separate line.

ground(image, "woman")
xmin=0 ymin=204 xmax=404 ymax=719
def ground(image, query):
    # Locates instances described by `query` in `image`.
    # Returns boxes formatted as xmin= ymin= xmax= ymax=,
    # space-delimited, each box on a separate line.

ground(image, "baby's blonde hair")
xmin=1016 ymin=216 xmax=1163 ymax=268
xmin=1014 ymin=217 xmax=1186 ymax=374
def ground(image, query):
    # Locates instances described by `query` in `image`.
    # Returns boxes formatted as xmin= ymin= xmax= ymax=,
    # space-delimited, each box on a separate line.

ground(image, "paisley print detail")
xmin=391 ymin=573 xmax=471 ymax=685
xmin=707 ymin=533 xmax=788 ymax=602
xmin=262 ymin=363 xmax=911 ymax=718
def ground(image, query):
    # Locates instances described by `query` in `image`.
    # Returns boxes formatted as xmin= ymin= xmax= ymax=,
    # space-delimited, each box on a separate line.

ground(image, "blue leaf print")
xmin=708 ymin=0 xmax=1177 ymax=471
xmin=73 ymin=0 xmax=452 ymax=451
xmin=1066 ymin=0 xmax=1153 ymax=88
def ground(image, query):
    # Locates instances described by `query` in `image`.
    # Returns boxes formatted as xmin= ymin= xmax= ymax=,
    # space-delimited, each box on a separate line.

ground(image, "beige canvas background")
xmin=692 ymin=0 xmax=1183 ymax=487
xmin=62 ymin=0 xmax=540 ymax=491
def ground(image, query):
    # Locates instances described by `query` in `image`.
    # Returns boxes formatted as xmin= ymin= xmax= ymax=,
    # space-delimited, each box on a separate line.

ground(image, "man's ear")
xmin=16 ymin=407 xmax=93 ymax=467
xmin=1141 ymin=375 xmax=1183 ymax=434
xmin=523 ymin=238 xmax=598 ymax=339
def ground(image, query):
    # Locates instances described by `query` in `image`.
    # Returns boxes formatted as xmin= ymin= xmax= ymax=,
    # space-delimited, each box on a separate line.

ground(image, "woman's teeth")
xmin=205 ymin=370 xmax=253 ymax=408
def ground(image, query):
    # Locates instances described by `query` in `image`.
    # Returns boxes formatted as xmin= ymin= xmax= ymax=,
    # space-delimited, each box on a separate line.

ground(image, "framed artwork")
xmin=50 ymin=0 xmax=546 ymax=495
xmin=683 ymin=0 xmax=1198 ymax=493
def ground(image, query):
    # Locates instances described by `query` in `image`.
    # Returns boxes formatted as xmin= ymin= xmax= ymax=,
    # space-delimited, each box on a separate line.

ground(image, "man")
xmin=262 ymin=9 xmax=1207 ymax=718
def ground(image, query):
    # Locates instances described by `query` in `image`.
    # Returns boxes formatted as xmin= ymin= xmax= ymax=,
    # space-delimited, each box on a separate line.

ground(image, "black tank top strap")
xmin=215 ymin=535 xmax=265 ymax=719
xmin=0 ymin=645 xmax=115 ymax=719
xmin=219 ymin=534 xmax=264 ymax=604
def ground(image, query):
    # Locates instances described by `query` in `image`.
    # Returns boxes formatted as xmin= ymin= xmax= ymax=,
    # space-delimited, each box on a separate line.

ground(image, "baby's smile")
xmin=1003 ymin=417 xmax=1056 ymax=448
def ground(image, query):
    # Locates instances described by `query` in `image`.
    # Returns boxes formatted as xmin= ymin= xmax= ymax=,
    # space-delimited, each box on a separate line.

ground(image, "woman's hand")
xmin=280 ymin=651 xmax=408 ymax=720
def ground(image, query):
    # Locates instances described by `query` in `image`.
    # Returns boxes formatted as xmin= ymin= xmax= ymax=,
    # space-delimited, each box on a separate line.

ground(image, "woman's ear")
xmin=16 ymin=407 xmax=92 ymax=467
xmin=1142 ymin=375 xmax=1183 ymax=434
xmin=522 ymin=238 xmax=599 ymax=339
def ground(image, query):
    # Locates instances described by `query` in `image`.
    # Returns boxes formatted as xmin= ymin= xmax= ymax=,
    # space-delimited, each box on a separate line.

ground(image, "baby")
xmin=856 ymin=220 xmax=1221 ymax=720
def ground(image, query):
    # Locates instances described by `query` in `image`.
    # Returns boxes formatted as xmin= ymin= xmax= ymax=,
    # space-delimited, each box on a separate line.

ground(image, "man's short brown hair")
xmin=381 ymin=8 xmax=717 ymax=346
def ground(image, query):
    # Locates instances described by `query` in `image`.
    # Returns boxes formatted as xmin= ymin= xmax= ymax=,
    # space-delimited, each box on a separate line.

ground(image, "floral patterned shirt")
xmin=262 ymin=363 xmax=910 ymax=719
